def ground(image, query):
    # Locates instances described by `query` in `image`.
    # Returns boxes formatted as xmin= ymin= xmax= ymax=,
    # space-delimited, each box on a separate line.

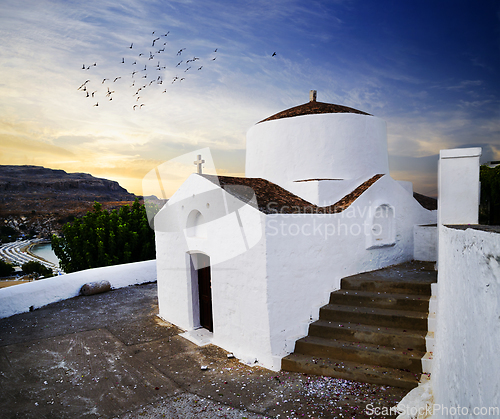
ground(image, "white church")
xmin=153 ymin=91 xmax=437 ymax=370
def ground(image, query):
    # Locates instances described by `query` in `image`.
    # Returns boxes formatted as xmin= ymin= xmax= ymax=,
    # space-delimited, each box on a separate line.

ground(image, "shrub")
xmin=0 ymin=260 xmax=15 ymax=277
xmin=51 ymin=199 xmax=155 ymax=273
xmin=21 ymin=261 xmax=53 ymax=278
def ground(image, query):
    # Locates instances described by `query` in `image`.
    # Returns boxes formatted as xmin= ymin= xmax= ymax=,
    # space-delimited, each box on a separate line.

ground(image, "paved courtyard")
xmin=0 ymin=282 xmax=407 ymax=418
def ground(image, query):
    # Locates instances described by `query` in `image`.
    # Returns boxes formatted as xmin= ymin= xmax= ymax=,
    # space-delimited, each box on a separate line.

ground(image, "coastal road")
xmin=0 ymin=239 xmax=59 ymax=272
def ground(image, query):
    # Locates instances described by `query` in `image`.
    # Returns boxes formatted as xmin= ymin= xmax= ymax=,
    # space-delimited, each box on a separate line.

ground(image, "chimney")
xmin=309 ymin=90 xmax=317 ymax=102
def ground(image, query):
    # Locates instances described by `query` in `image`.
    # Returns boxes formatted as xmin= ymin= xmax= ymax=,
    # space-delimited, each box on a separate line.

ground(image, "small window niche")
xmin=366 ymin=203 xmax=396 ymax=249
xmin=186 ymin=209 xmax=207 ymax=238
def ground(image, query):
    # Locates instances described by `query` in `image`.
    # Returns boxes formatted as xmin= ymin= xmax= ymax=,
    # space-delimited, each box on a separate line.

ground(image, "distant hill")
xmin=0 ymin=165 xmax=139 ymax=239
xmin=0 ymin=165 xmax=136 ymax=202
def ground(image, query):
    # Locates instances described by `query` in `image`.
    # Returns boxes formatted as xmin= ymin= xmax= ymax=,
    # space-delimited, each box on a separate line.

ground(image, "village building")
xmin=153 ymin=91 xmax=437 ymax=372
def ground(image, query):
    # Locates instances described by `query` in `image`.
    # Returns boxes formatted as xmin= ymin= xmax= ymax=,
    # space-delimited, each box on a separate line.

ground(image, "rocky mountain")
xmin=0 ymin=165 xmax=138 ymax=239
xmin=0 ymin=165 xmax=135 ymax=201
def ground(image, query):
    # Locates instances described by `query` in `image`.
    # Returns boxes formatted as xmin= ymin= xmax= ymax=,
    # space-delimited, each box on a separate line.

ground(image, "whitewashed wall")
xmin=155 ymin=174 xmax=273 ymax=366
xmin=431 ymin=226 xmax=500 ymax=418
xmin=264 ymin=176 xmax=436 ymax=368
xmin=246 ymin=114 xmax=389 ymax=192
xmin=0 ymin=260 xmax=157 ymax=319
xmin=155 ymin=174 xmax=436 ymax=371
xmin=414 ymin=225 xmax=438 ymax=262
xmin=438 ymin=147 xmax=481 ymax=225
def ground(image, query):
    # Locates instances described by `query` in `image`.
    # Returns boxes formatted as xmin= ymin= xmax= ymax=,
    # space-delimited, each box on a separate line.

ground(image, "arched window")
xmin=186 ymin=210 xmax=207 ymax=238
xmin=366 ymin=204 xmax=396 ymax=249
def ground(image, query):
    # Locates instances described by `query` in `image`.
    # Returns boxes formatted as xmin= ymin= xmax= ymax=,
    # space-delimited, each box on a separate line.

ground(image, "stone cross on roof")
xmin=194 ymin=154 xmax=205 ymax=174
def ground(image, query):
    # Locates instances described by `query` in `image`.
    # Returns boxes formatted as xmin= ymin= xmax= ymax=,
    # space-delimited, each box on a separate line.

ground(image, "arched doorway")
xmin=190 ymin=253 xmax=213 ymax=332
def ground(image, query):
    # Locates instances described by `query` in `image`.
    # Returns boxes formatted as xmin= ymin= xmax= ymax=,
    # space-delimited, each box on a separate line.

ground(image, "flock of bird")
xmin=77 ymin=31 xmax=220 ymax=110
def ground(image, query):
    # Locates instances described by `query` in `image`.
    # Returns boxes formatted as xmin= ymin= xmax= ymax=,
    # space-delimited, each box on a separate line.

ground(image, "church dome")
xmin=245 ymin=91 xmax=389 ymax=187
xmin=258 ymin=99 xmax=370 ymax=123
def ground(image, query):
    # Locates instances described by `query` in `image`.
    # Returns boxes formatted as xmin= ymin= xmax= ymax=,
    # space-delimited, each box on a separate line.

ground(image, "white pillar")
xmin=438 ymin=147 xmax=481 ymax=225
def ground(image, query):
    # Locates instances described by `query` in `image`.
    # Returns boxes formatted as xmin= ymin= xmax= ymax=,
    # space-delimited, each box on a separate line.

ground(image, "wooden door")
xmin=198 ymin=265 xmax=213 ymax=332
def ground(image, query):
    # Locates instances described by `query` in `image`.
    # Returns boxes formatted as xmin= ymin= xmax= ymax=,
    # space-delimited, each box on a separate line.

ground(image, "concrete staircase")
xmin=282 ymin=261 xmax=437 ymax=389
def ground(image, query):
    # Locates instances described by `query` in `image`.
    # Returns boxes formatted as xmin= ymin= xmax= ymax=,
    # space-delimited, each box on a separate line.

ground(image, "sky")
xmin=0 ymin=0 xmax=499 ymax=198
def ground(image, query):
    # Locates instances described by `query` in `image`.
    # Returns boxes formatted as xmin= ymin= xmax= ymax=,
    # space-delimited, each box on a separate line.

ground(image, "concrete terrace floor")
xmin=0 ymin=282 xmax=408 ymax=419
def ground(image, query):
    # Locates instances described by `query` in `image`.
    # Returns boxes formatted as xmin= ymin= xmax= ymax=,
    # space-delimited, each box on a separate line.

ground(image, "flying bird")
xmin=198 ymin=66 xmax=203 ymax=70
xmin=102 ymin=78 xmax=109 ymax=83
xmin=114 ymin=77 xmax=121 ymax=82
xmin=129 ymin=43 xmax=133 ymax=49
xmin=163 ymin=32 xmax=169 ymax=36
xmin=152 ymin=37 xmax=160 ymax=46
xmin=93 ymin=102 xmax=98 ymax=107
xmin=272 ymin=52 xmax=276 ymax=56
xmin=77 ymin=80 xmax=90 ymax=90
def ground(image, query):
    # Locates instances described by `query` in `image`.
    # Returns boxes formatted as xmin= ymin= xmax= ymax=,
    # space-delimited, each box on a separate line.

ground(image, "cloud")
xmin=1 ymin=0 xmax=498 ymax=199
xmin=446 ymin=80 xmax=483 ymax=90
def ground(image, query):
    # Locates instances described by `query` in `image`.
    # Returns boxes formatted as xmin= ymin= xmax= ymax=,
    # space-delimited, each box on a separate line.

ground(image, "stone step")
xmin=319 ymin=304 xmax=429 ymax=330
xmin=341 ymin=276 xmax=433 ymax=295
xmin=308 ymin=320 xmax=426 ymax=351
xmin=329 ymin=289 xmax=430 ymax=312
xmin=294 ymin=336 xmax=425 ymax=373
xmin=281 ymin=261 xmax=436 ymax=388
xmin=281 ymin=353 xmax=420 ymax=389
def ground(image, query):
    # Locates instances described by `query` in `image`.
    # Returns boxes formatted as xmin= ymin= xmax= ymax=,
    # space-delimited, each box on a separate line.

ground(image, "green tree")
xmin=51 ymin=198 xmax=156 ymax=273
xmin=480 ymin=165 xmax=500 ymax=225
xmin=0 ymin=226 xmax=19 ymax=243
xmin=0 ymin=260 xmax=15 ymax=277
xmin=21 ymin=261 xmax=53 ymax=278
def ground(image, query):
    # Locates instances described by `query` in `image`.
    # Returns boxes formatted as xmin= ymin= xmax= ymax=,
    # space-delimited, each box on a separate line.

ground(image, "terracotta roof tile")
xmin=258 ymin=101 xmax=371 ymax=123
xmin=201 ymin=174 xmax=384 ymax=214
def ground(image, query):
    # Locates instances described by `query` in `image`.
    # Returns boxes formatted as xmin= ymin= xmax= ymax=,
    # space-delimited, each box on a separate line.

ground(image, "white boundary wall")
xmin=431 ymin=226 xmax=500 ymax=418
xmin=0 ymin=260 xmax=156 ymax=319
